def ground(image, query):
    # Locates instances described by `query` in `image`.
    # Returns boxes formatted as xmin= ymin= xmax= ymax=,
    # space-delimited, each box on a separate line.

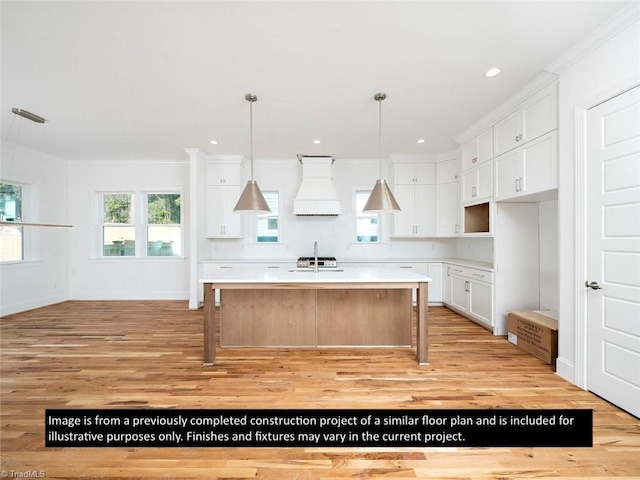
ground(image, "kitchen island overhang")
xmin=200 ymin=267 xmax=431 ymax=366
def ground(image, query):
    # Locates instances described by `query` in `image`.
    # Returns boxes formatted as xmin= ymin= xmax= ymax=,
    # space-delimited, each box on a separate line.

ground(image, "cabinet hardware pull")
xmin=472 ymin=273 xmax=484 ymax=278
xmin=472 ymin=157 xmax=478 ymax=163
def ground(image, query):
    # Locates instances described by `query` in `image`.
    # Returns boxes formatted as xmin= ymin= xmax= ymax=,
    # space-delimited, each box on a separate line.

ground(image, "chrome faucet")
xmin=313 ymin=241 xmax=319 ymax=273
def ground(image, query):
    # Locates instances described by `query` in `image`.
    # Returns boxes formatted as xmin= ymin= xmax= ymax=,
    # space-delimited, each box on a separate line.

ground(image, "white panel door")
xmin=586 ymin=86 xmax=640 ymax=418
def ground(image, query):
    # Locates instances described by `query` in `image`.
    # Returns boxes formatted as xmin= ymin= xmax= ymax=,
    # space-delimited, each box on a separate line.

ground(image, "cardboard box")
xmin=507 ymin=310 xmax=558 ymax=364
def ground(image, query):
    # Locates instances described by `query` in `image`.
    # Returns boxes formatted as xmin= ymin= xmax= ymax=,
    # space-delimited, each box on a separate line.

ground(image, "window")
xmin=355 ymin=190 xmax=379 ymax=243
xmin=146 ymin=193 xmax=181 ymax=256
xmin=256 ymin=191 xmax=279 ymax=243
xmin=101 ymin=191 xmax=182 ymax=257
xmin=0 ymin=182 xmax=24 ymax=262
xmin=102 ymin=193 xmax=135 ymax=256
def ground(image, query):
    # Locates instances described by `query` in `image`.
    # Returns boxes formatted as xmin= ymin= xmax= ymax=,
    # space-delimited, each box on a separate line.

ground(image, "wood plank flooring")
xmin=1 ymin=301 xmax=638 ymax=479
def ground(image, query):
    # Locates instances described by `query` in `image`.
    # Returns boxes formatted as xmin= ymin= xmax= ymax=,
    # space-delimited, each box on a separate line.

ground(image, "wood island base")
xmin=203 ymin=279 xmax=429 ymax=366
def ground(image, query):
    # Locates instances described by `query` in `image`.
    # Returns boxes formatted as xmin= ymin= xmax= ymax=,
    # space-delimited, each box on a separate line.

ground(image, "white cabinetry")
xmin=461 ymin=127 xmax=493 ymax=205
xmin=494 ymin=83 xmax=558 ymax=157
xmin=205 ymin=160 xmax=244 ymax=238
xmin=444 ymin=263 xmax=494 ymax=330
xmin=461 ymin=161 xmax=493 ymax=204
xmin=392 ymin=162 xmax=436 ymax=237
xmin=494 ymin=131 xmax=557 ymax=201
xmin=436 ymin=159 xmax=459 ymax=236
xmin=461 ymin=127 xmax=493 ymax=171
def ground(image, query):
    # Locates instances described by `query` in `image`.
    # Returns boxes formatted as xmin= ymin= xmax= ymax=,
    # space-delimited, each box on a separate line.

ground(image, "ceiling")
xmin=1 ymin=1 xmax=630 ymax=162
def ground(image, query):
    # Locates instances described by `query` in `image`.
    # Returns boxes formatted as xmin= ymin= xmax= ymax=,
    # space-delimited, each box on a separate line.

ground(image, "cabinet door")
xmin=461 ymin=138 xmax=479 ymax=172
xmin=521 ymin=84 xmax=557 ymax=143
xmin=461 ymin=169 xmax=477 ymax=204
xmin=222 ymin=186 xmax=242 ymax=236
xmin=206 ymin=186 xmax=242 ymax=237
xmin=392 ymin=185 xmax=416 ymax=236
xmin=394 ymin=164 xmax=417 ymax=184
xmin=469 ymin=280 xmax=492 ymax=326
xmin=205 ymin=186 xmax=225 ymax=237
xmin=414 ymin=185 xmax=436 ymax=236
xmin=427 ymin=263 xmax=443 ymax=302
xmin=476 ymin=162 xmax=493 ymax=201
xmin=436 ymin=182 xmax=458 ymax=236
xmin=494 ymin=150 xmax=519 ymax=201
xmin=477 ymin=127 xmax=494 ymax=164
xmin=436 ymin=159 xmax=458 ymax=184
xmin=415 ymin=163 xmax=436 ymax=184
xmin=521 ymin=131 xmax=557 ymax=194
xmin=494 ymin=110 xmax=520 ymax=156
xmin=443 ymin=266 xmax=452 ymax=304
xmin=207 ymin=163 xmax=225 ymax=185
xmin=450 ymin=276 xmax=469 ymax=312
xmin=207 ymin=163 xmax=241 ymax=186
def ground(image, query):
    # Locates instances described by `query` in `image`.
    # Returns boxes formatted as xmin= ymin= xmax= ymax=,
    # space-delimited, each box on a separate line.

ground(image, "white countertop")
xmin=199 ymin=257 xmax=494 ymax=271
xmin=200 ymin=266 xmax=432 ymax=284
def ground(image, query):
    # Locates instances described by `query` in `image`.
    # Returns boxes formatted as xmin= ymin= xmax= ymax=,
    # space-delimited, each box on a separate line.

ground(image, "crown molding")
xmin=545 ymin=2 xmax=640 ymax=75
xmin=455 ymin=72 xmax=558 ymax=145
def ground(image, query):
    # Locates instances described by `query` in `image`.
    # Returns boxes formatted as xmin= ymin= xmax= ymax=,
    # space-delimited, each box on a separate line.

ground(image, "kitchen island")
xmin=201 ymin=267 xmax=431 ymax=366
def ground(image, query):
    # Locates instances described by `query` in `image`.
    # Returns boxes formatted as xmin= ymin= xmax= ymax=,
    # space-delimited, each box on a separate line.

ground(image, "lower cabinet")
xmin=383 ymin=262 xmax=442 ymax=304
xmin=444 ymin=263 xmax=494 ymax=332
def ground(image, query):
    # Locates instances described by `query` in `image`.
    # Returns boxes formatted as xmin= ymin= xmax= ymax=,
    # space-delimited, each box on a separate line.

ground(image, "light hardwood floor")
xmin=1 ymin=301 xmax=638 ymax=479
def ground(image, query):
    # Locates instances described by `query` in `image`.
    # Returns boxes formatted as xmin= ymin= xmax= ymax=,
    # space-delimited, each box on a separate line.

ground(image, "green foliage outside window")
xmin=103 ymin=194 xmax=133 ymax=224
xmin=147 ymin=194 xmax=181 ymax=224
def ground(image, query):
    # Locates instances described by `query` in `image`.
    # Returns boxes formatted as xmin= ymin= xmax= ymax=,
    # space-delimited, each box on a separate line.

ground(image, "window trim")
xmin=256 ymin=190 xmax=280 ymax=243
xmin=97 ymin=189 xmax=184 ymax=259
xmin=355 ymin=189 xmax=380 ymax=243
xmin=0 ymin=180 xmax=27 ymax=263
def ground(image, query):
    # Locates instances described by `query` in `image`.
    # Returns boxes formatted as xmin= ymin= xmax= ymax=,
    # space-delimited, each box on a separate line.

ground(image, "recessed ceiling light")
xmin=209 ymin=139 xmax=219 ymax=145
xmin=484 ymin=67 xmax=501 ymax=78
xmin=313 ymin=139 xmax=321 ymax=144
xmin=417 ymin=139 xmax=425 ymax=144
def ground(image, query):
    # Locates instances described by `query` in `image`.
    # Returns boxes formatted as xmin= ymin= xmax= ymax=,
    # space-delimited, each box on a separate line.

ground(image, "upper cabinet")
xmin=461 ymin=127 xmax=493 ymax=206
xmin=461 ymin=127 xmax=493 ymax=172
xmin=392 ymin=161 xmax=436 ymax=238
xmin=394 ymin=162 xmax=436 ymax=185
xmin=206 ymin=162 xmax=241 ymax=186
xmin=205 ymin=159 xmax=244 ymax=238
xmin=494 ymin=83 xmax=558 ymax=157
xmin=494 ymin=131 xmax=558 ymax=201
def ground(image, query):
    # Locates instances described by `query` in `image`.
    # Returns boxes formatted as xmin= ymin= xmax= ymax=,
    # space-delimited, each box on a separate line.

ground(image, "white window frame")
xmin=0 ymin=180 xmax=31 ymax=263
xmin=256 ymin=191 xmax=279 ymax=243
xmin=355 ymin=189 xmax=380 ymax=243
xmin=97 ymin=189 xmax=184 ymax=259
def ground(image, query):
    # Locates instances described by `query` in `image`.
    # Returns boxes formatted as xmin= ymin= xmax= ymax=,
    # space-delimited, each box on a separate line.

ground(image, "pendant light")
xmin=362 ymin=92 xmax=401 ymax=213
xmin=233 ymin=94 xmax=271 ymax=214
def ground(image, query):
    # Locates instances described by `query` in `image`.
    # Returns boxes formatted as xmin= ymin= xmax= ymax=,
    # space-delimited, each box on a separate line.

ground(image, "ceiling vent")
xmin=293 ymin=155 xmax=341 ymax=216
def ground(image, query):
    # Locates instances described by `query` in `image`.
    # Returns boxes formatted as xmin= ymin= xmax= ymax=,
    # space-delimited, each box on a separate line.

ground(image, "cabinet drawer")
xmin=446 ymin=264 xmax=494 ymax=283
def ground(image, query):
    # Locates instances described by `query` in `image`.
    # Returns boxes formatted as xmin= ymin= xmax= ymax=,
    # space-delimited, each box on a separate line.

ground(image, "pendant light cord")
xmin=378 ymin=96 xmax=382 ymax=178
xmin=249 ymin=99 xmax=254 ymax=181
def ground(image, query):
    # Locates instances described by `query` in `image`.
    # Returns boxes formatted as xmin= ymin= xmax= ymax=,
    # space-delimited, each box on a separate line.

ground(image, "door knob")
xmin=585 ymin=281 xmax=602 ymax=290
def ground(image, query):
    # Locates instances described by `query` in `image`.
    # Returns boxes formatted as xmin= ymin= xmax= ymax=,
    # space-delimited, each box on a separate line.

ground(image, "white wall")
xmin=68 ymin=160 xmax=190 ymax=300
xmin=0 ymin=145 xmax=70 ymax=315
xmin=202 ymin=158 xmax=458 ymax=262
xmin=539 ymin=199 xmax=558 ymax=311
xmin=555 ymin=7 xmax=639 ymax=384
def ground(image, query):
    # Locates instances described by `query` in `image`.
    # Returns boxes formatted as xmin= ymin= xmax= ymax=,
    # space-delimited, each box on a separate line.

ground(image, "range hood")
xmin=293 ymin=155 xmax=341 ymax=216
